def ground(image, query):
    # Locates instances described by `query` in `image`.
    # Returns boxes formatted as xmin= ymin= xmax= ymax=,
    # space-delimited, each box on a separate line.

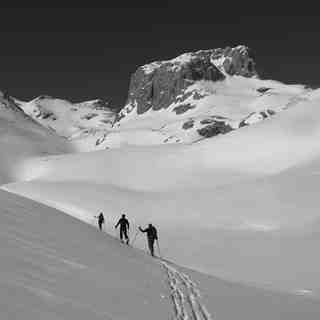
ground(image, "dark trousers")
xmin=98 ymin=221 xmax=103 ymax=230
xmin=120 ymin=228 xmax=128 ymax=241
xmin=148 ymin=238 xmax=155 ymax=256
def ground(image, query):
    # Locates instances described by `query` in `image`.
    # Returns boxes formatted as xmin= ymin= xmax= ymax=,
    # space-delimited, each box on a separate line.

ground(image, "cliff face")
xmin=115 ymin=45 xmax=257 ymax=122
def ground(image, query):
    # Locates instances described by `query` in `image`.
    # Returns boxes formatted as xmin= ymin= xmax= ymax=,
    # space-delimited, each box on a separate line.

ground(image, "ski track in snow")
xmin=161 ymin=261 xmax=213 ymax=320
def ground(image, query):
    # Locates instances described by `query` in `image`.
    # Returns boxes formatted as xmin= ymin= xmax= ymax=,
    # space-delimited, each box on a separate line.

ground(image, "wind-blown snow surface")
xmin=0 ymin=190 xmax=170 ymax=320
xmin=1 ymin=190 xmax=320 ymax=320
xmin=4 ymin=96 xmax=320 ymax=300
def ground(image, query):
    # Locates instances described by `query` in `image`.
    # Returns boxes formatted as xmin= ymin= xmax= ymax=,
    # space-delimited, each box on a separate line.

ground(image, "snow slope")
xmin=1 ymin=190 xmax=320 ymax=320
xmin=0 ymin=92 xmax=71 ymax=184
xmin=4 ymin=96 xmax=320 ymax=296
xmin=0 ymin=189 xmax=170 ymax=320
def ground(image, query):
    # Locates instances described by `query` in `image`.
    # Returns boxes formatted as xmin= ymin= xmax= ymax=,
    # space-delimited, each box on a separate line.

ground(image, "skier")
xmin=139 ymin=224 xmax=158 ymax=257
xmin=95 ymin=212 xmax=105 ymax=231
xmin=115 ymin=214 xmax=130 ymax=244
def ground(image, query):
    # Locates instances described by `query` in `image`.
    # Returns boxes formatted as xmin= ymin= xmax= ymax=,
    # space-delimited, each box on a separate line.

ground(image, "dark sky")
xmin=0 ymin=6 xmax=319 ymax=108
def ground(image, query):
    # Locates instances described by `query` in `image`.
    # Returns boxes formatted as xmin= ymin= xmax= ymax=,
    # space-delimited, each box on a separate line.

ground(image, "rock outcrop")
xmin=197 ymin=120 xmax=233 ymax=138
xmin=239 ymin=109 xmax=276 ymax=128
xmin=210 ymin=46 xmax=256 ymax=77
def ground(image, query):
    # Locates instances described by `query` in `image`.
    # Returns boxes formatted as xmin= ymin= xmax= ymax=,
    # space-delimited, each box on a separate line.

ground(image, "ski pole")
xmin=131 ymin=229 xmax=140 ymax=246
xmin=156 ymin=239 xmax=162 ymax=258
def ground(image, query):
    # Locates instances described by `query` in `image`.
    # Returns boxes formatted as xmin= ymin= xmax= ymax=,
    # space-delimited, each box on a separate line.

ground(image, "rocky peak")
xmin=140 ymin=45 xmax=256 ymax=78
xmin=115 ymin=45 xmax=257 ymax=123
xmin=210 ymin=45 xmax=257 ymax=77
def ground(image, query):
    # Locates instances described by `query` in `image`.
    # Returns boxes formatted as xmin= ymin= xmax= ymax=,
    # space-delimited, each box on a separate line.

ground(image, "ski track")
xmin=161 ymin=261 xmax=213 ymax=320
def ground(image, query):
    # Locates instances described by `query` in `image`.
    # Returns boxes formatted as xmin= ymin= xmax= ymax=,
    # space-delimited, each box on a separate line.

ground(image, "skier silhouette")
xmin=139 ymin=224 xmax=158 ymax=256
xmin=115 ymin=214 xmax=130 ymax=244
xmin=95 ymin=212 xmax=105 ymax=231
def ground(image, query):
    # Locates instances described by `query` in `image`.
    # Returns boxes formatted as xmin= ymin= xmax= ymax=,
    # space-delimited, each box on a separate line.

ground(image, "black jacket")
xmin=98 ymin=213 xmax=104 ymax=223
xmin=139 ymin=226 xmax=158 ymax=240
xmin=115 ymin=217 xmax=130 ymax=230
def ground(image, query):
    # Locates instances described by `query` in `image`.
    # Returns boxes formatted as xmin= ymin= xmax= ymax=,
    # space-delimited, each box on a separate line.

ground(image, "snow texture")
xmin=1 ymin=190 xmax=319 ymax=319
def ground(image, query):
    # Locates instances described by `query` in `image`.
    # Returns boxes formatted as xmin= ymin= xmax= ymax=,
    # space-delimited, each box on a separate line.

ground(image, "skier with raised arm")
xmin=139 ymin=223 xmax=158 ymax=257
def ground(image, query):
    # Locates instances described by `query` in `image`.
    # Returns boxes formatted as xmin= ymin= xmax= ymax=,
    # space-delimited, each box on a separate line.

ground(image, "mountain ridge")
xmin=0 ymin=45 xmax=315 ymax=151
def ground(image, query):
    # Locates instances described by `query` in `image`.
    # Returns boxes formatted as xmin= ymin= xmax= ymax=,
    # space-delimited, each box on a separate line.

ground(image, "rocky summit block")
xmin=210 ymin=45 xmax=256 ymax=77
xmin=115 ymin=45 xmax=257 ymax=123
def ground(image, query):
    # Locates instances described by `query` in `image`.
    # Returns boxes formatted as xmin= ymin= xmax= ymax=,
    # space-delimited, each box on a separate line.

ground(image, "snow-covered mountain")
xmin=116 ymin=45 xmax=257 ymax=122
xmin=15 ymin=96 xmax=116 ymax=151
xmin=10 ymin=45 xmax=312 ymax=150
xmin=97 ymin=46 xmax=310 ymax=148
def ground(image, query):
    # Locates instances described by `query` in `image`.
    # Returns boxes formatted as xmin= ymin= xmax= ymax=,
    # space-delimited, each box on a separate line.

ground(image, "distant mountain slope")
xmin=0 ymin=91 xmax=71 ymax=184
xmin=15 ymin=96 xmax=116 ymax=151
